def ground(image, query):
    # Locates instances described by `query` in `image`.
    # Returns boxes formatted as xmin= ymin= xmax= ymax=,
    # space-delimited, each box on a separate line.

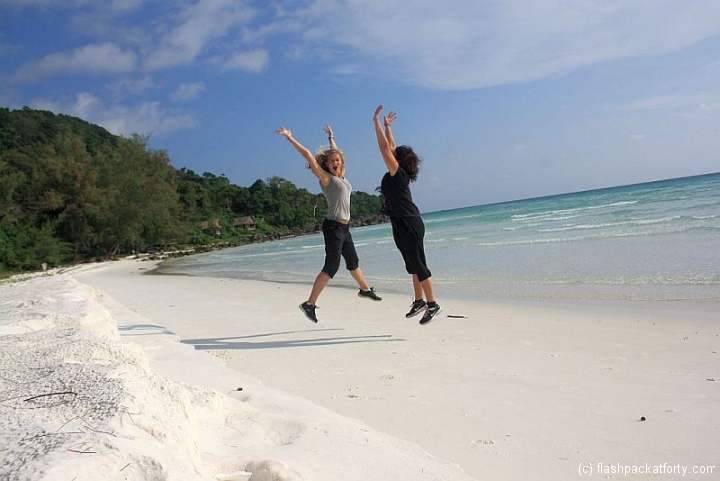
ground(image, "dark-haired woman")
xmin=372 ymin=105 xmax=440 ymax=325
xmin=276 ymin=124 xmax=381 ymax=323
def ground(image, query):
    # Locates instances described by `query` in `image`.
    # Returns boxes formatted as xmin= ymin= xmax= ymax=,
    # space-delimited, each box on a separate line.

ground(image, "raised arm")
xmin=384 ymin=111 xmax=397 ymax=151
xmin=324 ymin=124 xmax=338 ymax=151
xmin=373 ymin=105 xmax=399 ymax=175
xmin=276 ymin=126 xmax=331 ymax=184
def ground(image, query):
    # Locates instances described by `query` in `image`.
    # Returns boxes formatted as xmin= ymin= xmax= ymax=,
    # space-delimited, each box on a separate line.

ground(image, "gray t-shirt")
xmin=321 ymin=176 xmax=352 ymax=221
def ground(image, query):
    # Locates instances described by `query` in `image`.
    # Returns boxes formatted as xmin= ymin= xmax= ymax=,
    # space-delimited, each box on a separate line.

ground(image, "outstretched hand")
xmin=275 ymin=126 xmax=291 ymax=138
xmin=323 ymin=124 xmax=334 ymax=137
xmin=384 ymin=111 xmax=396 ymax=127
xmin=374 ymin=105 xmax=383 ymax=119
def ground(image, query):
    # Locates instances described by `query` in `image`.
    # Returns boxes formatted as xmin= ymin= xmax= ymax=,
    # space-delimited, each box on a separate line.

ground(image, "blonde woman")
xmin=276 ymin=124 xmax=381 ymax=323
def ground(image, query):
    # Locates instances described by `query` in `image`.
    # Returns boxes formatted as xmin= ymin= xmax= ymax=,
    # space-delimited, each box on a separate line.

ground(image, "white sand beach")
xmin=2 ymin=259 xmax=718 ymax=480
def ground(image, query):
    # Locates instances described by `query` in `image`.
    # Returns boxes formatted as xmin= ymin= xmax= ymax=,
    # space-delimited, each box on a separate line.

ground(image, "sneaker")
xmin=299 ymin=302 xmax=318 ymax=323
xmin=419 ymin=304 xmax=441 ymax=325
xmin=358 ymin=287 xmax=382 ymax=301
xmin=405 ymin=299 xmax=427 ymax=318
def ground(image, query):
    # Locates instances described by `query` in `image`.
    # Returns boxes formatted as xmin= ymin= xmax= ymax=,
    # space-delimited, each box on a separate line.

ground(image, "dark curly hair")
xmin=394 ymin=145 xmax=421 ymax=181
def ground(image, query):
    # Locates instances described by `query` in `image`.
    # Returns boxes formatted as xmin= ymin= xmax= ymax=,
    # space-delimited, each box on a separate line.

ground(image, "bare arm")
xmin=373 ymin=105 xmax=399 ymax=175
xmin=276 ymin=126 xmax=331 ymax=185
xmin=324 ymin=124 xmax=338 ymax=151
xmin=384 ymin=111 xmax=397 ymax=151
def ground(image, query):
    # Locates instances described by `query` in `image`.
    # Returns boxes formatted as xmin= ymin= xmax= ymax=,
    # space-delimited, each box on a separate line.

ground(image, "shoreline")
xmin=148 ymin=256 xmax=720 ymax=322
xmin=3 ymin=259 xmax=718 ymax=480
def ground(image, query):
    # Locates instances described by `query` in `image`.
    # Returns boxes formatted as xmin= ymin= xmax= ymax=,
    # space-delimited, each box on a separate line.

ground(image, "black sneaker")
xmin=405 ymin=299 xmax=427 ymax=318
xmin=358 ymin=287 xmax=382 ymax=301
xmin=299 ymin=302 xmax=318 ymax=323
xmin=419 ymin=304 xmax=441 ymax=325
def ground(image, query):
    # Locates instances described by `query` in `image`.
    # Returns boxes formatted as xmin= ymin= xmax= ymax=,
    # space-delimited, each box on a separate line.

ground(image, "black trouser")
xmin=390 ymin=216 xmax=432 ymax=282
xmin=321 ymin=219 xmax=359 ymax=278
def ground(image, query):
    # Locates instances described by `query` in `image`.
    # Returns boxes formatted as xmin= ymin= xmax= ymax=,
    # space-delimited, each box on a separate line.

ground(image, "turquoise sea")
xmin=156 ymin=173 xmax=720 ymax=312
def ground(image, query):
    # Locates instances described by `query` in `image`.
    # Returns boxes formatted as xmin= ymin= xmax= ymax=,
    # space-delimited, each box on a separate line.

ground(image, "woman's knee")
xmin=416 ymin=266 xmax=432 ymax=282
xmin=345 ymin=258 xmax=359 ymax=272
xmin=322 ymin=261 xmax=340 ymax=278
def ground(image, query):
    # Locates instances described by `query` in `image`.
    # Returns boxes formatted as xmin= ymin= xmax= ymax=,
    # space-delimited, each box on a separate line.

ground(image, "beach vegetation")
xmin=0 ymin=107 xmax=383 ymax=274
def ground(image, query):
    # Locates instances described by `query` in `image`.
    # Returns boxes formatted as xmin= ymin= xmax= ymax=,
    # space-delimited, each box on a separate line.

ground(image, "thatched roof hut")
xmin=233 ymin=216 xmax=257 ymax=230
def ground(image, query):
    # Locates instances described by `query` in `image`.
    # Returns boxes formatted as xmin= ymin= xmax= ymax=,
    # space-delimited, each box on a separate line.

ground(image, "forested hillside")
xmin=0 ymin=107 xmax=383 ymax=273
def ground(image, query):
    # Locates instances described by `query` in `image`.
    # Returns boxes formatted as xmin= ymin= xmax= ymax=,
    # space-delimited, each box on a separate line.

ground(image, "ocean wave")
xmin=510 ymin=201 xmax=638 ymax=222
xmin=470 ymin=229 xmax=686 ymax=246
xmin=536 ymin=216 xmax=683 ymax=233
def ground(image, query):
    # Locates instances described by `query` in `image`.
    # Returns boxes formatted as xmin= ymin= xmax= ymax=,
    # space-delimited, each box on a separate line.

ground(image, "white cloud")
xmin=109 ymin=0 xmax=143 ymax=13
xmin=629 ymin=94 xmax=720 ymax=111
xmin=31 ymin=92 xmax=198 ymax=136
xmin=699 ymin=102 xmax=720 ymax=112
xmin=107 ymin=75 xmax=154 ymax=96
xmin=12 ymin=43 xmax=136 ymax=81
xmin=171 ymin=82 xmax=206 ymax=101
xmin=291 ymin=0 xmax=720 ymax=90
xmin=0 ymin=0 xmax=140 ymax=11
xmin=222 ymin=49 xmax=268 ymax=72
xmin=144 ymin=0 xmax=258 ymax=70
xmin=0 ymin=0 xmax=93 ymax=6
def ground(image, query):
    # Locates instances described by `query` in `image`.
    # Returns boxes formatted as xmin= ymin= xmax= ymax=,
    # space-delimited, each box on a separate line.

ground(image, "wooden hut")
xmin=198 ymin=219 xmax=222 ymax=237
xmin=233 ymin=216 xmax=257 ymax=230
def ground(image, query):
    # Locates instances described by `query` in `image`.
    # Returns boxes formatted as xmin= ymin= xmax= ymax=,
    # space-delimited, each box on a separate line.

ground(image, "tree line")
xmin=0 ymin=107 xmax=383 ymax=273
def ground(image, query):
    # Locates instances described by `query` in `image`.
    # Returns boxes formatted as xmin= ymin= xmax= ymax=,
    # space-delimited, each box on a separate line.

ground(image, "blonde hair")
xmin=314 ymin=148 xmax=346 ymax=177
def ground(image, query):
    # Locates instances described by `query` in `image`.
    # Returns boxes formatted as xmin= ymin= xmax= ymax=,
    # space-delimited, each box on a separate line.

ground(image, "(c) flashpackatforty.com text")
xmin=578 ymin=463 xmax=716 ymax=477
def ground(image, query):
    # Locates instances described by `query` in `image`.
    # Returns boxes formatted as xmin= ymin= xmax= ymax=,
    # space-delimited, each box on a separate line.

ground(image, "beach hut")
xmin=233 ymin=216 xmax=257 ymax=230
xmin=198 ymin=219 xmax=222 ymax=237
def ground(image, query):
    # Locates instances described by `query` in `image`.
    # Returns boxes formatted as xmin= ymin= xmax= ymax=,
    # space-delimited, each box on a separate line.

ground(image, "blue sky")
xmin=1 ymin=1 xmax=719 ymax=212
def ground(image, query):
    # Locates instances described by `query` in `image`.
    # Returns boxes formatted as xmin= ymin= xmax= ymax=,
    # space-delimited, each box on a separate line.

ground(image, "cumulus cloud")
xmin=144 ymin=0 xmax=258 ymax=70
xmin=99 ymin=101 xmax=199 ymax=136
xmin=171 ymin=82 xmax=206 ymax=101
xmin=221 ymin=49 xmax=268 ymax=72
xmin=107 ymin=75 xmax=154 ymax=96
xmin=292 ymin=0 xmax=720 ymax=89
xmin=31 ymin=92 xmax=198 ymax=137
xmin=12 ymin=43 xmax=136 ymax=81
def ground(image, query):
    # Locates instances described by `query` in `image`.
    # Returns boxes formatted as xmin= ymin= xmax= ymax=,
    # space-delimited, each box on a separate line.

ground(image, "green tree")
xmin=176 ymin=168 xmax=211 ymax=221
xmin=91 ymin=135 xmax=183 ymax=257
xmin=247 ymin=179 xmax=271 ymax=217
xmin=0 ymin=222 xmax=71 ymax=271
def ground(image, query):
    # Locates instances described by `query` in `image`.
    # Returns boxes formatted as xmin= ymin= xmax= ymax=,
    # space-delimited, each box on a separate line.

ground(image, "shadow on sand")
xmin=118 ymin=324 xmax=176 ymax=336
xmin=181 ymin=328 xmax=405 ymax=350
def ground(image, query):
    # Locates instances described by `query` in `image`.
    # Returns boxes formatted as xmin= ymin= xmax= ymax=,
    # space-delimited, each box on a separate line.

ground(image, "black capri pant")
xmin=321 ymin=219 xmax=360 ymax=278
xmin=390 ymin=216 xmax=432 ymax=282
